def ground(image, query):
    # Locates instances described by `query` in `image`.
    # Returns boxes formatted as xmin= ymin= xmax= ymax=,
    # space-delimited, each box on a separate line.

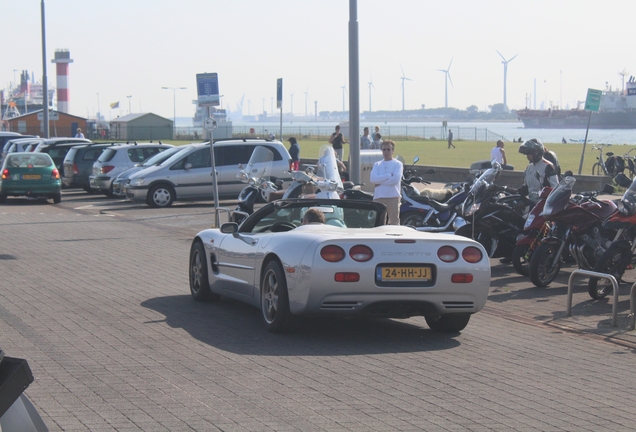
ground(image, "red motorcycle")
xmin=528 ymin=176 xmax=617 ymax=287
xmin=588 ymin=174 xmax=636 ymax=299
xmin=511 ymin=186 xmax=552 ymax=277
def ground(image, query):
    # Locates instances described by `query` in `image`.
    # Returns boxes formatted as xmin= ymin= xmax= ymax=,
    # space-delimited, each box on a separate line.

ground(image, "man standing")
xmin=360 ymin=127 xmax=371 ymax=149
xmin=518 ymin=138 xmax=559 ymax=204
xmin=287 ymin=137 xmax=300 ymax=171
xmin=447 ymin=129 xmax=455 ymax=149
xmin=370 ymin=140 xmax=403 ymax=225
xmin=490 ymin=139 xmax=507 ymax=165
xmin=329 ymin=125 xmax=346 ymax=161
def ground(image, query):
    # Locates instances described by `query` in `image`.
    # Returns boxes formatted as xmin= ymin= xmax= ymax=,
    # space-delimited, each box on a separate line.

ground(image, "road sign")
xmin=196 ymin=73 xmax=220 ymax=107
xmin=584 ymin=88 xmax=602 ymax=112
xmin=203 ymin=117 xmax=218 ymax=132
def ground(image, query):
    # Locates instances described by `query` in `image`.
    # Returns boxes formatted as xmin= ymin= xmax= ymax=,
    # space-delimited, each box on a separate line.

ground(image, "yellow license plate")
xmin=22 ymin=174 xmax=42 ymax=180
xmin=379 ymin=266 xmax=431 ymax=281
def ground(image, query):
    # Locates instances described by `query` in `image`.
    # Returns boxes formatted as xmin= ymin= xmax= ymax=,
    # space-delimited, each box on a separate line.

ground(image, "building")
xmin=5 ymin=109 xmax=86 ymax=137
xmin=109 ymin=113 xmax=172 ymax=141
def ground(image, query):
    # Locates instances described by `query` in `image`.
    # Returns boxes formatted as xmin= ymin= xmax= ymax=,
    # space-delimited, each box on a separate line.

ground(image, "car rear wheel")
xmin=425 ymin=313 xmax=471 ymax=332
xmin=261 ymin=261 xmax=293 ymax=333
xmin=189 ymin=241 xmax=220 ymax=302
xmin=148 ymin=184 xmax=175 ymax=208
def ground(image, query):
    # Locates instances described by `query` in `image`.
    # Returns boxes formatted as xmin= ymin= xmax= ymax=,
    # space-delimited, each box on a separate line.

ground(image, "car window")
xmin=98 ymin=148 xmax=117 ymax=162
xmin=142 ymin=147 xmax=165 ymax=161
xmin=127 ymin=148 xmax=146 ymax=163
xmin=185 ymin=148 xmax=210 ymax=169
xmin=7 ymin=154 xmax=52 ymax=167
xmin=64 ymin=148 xmax=78 ymax=162
xmin=83 ymin=148 xmax=104 ymax=161
xmin=48 ymin=148 xmax=68 ymax=159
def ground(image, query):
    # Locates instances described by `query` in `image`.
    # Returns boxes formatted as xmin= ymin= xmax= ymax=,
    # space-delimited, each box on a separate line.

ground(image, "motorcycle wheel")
xmin=455 ymin=224 xmax=496 ymax=257
xmin=529 ymin=242 xmax=562 ymax=287
xmin=588 ymin=243 xmax=631 ymax=300
xmin=400 ymin=210 xmax=426 ymax=228
xmin=511 ymin=244 xmax=530 ymax=277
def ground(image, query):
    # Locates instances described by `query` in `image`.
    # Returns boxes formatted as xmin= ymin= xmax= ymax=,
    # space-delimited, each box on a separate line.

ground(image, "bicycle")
xmin=591 ymin=144 xmax=613 ymax=176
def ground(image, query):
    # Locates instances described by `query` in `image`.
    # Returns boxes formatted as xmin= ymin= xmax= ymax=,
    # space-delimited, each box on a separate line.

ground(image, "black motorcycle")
xmin=454 ymin=161 xmax=531 ymax=258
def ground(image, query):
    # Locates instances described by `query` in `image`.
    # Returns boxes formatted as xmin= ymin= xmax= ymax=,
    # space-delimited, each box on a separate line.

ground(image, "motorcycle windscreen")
xmin=542 ymin=176 xmax=576 ymax=216
xmin=469 ymin=161 xmax=501 ymax=204
xmin=243 ymin=146 xmax=274 ymax=182
xmin=620 ymin=176 xmax=636 ymax=214
xmin=316 ymin=144 xmax=343 ymax=198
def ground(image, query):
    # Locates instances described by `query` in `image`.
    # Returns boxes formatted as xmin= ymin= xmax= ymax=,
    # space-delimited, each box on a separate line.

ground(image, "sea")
xmin=177 ymin=119 xmax=636 ymax=145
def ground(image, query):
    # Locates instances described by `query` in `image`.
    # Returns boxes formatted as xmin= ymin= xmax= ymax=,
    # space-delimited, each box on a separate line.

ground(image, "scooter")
xmin=233 ymin=146 xmax=281 ymax=224
xmin=283 ymin=144 xmax=343 ymax=199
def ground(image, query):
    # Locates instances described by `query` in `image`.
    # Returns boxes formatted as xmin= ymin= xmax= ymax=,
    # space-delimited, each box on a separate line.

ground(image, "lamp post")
xmin=126 ymin=95 xmax=132 ymax=114
xmin=161 ymin=86 xmax=186 ymax=139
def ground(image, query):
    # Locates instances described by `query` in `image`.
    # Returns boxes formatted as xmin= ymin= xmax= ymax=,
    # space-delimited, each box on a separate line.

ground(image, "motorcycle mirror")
xmin=413 ymin=156 xmax=420 ymax=164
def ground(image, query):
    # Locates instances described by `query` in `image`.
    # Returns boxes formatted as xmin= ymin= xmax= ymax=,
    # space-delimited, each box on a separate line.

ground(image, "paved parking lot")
xmin=2 ymin=189 xmax=636 ymax=431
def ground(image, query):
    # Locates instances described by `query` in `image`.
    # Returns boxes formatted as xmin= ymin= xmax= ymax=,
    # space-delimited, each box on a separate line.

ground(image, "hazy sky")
xmin=3 ymin=0 xmax=634 ymax=121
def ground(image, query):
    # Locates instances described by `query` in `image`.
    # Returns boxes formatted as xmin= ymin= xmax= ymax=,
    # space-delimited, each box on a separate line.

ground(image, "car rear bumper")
xmin=89 ymin=175 xmax=112 ymax=190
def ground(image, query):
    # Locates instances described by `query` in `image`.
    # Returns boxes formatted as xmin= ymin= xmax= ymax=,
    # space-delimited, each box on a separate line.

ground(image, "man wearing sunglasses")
xmin=369 ymin=140 xmax=403 ymax=225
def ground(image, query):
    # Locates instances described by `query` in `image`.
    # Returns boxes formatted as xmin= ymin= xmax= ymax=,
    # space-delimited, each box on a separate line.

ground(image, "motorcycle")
xmin=510 ymin=186 xmax=552 ymax=276
xmin=283 ymin=144 xmax=343 ymax=199
xmin=233 ymin=146 xmax=281 ymax=224
xmin=588 ymin=173 xmax=636 ymax=299
xmin=454 ymin=161 xmax=532 ymax=258
xmin=528 ymin=175 xmax=617 ymax=287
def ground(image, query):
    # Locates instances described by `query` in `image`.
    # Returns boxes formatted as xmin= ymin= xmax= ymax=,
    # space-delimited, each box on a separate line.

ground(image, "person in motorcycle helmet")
xmin=518 ymin=138 xmax=559 ymax=203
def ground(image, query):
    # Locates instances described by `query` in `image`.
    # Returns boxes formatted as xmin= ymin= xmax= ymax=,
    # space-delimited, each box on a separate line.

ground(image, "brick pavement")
xmin=1 ymin=196 xmax=636 ymax=431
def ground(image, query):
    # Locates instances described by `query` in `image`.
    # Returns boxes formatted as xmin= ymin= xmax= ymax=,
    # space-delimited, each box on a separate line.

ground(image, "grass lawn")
xmin=132 ymin=138 xmax=636 ymax=176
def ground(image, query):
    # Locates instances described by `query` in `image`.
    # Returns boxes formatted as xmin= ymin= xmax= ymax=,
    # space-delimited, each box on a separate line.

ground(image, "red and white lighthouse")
xmin=51 ymin=49 xmax=73 ymax=114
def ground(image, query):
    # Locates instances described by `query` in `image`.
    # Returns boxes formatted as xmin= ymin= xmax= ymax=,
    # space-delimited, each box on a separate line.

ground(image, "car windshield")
xmin=238 ymin=199 xmax=386 ymax=234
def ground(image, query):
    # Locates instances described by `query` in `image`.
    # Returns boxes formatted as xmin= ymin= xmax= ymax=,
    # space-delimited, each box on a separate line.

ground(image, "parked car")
xmin=0 ymin=152 xmax=61 ymax=204
xmin=62 ymin=143 xmax=123 ymax=192
xmin=32 ymin=137 xmax=92 ymax=179
xmin=0 ymin=132 xmax=26 ymax=153
xmin=0 ymin=137 xmax=42 ymax=163
xmin=188 ymin=198 xmax=491 ymax=332
xmin=125 ymin=139 xmax=293 ymax=208
xmin=111 ymin=145 xmax=191 ymax=197
xmin=90 ymin=142 xmax=174 ymax=196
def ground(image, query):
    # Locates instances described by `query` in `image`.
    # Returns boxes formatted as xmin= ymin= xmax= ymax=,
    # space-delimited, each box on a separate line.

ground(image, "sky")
xmin=2 ymin=0 xmax=635 ymax=122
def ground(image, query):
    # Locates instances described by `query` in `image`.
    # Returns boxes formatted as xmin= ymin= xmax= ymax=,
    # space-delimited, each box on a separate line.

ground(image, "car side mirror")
xmin=220 ymin=222 xmax=239 ymax=234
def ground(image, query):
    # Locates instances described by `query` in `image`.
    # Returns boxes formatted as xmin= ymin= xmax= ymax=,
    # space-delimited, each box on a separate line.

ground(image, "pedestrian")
xmin=75 ymin=128 xmax=85 ymax=139
xmin=287 ymin=137 xmax=300 ymax=171
xmin=360 ymin=127 xmax=371 ymax=149
xmin=370 ymin=133 xmax=382 ymax=149
xmin=370 ymin=140 xmax=403 ymax=225
xmin=374 ymin=125 xmax=381 ymax=137
xmin=447 ymin=128 xmax=455 ymax=149
xmin=328 ymin=125 xmax=346 ymax=161
xmin=490 ymin=140 xmax=507 ymax=165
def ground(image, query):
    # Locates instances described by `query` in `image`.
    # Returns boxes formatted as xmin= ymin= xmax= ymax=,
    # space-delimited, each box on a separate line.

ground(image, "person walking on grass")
xmin=447 ymin=129 xmax=455 ymax=149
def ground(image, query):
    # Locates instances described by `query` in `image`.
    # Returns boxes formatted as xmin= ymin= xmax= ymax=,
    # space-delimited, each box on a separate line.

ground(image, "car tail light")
xmin=320 ymin=245 xmax=345 ymax=262
xmin=462 ymin=247 xmax=483 ymax=263
xmin=1 ymin=169 xmax=9 ymax=180
xmin=72 ymin=163 xmax=79 ymax=174
xmin=335 ymin=272 xmax=359 ymax=282
xmin=437 ymin=246 xmax=459 ymax=262
xmin=451 ymin=274 xmax=474 ymax=283
xmin=101 ymin=166 xmax=115 ymax=174
xmin=51 ymin=169 xmax=60 ymax=180
xmin=349 ymin=245 xmax=373 ymax=262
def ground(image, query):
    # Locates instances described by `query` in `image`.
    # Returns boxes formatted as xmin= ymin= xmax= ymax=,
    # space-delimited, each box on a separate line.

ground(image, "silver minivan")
xmin=124 ymin=139 xmax=292 ymax=207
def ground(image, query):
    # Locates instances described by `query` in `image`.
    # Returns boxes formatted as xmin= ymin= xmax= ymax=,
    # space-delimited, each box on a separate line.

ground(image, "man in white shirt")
xmin=370 ymin=140 xmax=403 ymax=225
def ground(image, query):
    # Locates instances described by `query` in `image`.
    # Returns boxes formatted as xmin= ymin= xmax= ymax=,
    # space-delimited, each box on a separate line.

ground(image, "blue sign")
xmin=197 ymin=73 xmax=220 ymax=107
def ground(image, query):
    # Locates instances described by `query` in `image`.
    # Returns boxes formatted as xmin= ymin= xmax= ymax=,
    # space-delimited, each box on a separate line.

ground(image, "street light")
xmin=127 ymin=95 xmax=132 ymax=114
xmin=161 ymin=86 xmax=187 ymax=139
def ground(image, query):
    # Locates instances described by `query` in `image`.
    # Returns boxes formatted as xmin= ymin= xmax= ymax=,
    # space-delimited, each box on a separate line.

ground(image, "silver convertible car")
xmin=189 ymin=199 xmax=491 ymax=333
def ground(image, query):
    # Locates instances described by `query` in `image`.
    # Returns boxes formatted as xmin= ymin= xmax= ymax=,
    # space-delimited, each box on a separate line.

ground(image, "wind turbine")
xmin=368 ymin=76 xmax=375 ymax=112
xmin=400 ymin=65 xmax=412 ymax=111
xmin=496 ymin=50 xmax=518 ymax=111
xmin=438 ymin=58 xmax=453 ymax=108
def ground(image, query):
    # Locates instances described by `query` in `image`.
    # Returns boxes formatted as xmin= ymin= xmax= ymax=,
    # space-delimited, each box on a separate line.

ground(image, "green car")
xmin=0 ymin=153 xmax=62 ymax=204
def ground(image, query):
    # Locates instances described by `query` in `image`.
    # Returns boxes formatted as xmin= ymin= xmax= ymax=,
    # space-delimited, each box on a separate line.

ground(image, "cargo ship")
xmin=516 ymin=76 xmax=636 ymax=129
xmin=1 ymin=70 xmax=54 ymax=121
